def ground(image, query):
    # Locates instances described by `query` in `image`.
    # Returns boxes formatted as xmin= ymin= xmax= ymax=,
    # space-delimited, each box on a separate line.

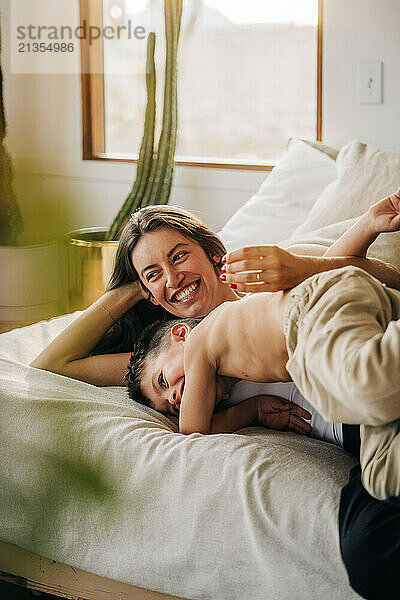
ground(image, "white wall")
xmin=323 ymin=0 xmax=400 ymax=152
xmin=2 ymin=0 xmax=400 ymax=239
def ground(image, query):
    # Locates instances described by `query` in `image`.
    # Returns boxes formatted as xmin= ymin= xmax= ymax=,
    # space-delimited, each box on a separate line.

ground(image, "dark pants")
xmin=339 ymin=463 xmax=400 ymax=600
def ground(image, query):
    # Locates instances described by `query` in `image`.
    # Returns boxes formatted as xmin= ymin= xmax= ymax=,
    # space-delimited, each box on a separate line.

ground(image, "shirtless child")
xmin=128 ymin=188 xmax=400 ymax=500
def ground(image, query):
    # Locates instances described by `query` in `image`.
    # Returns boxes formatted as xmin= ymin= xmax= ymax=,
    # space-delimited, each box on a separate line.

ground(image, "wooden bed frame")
xmin=0 ymin=541 xmax=185 ymax=600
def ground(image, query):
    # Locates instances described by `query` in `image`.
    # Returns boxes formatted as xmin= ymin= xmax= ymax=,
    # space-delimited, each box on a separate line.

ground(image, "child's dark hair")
xmin=125 ymin=317 xmax=202 ymax=406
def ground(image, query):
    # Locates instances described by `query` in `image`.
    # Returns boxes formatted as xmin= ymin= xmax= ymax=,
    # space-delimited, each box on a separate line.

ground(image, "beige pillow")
xmin=293 ymin=137 xmax=339 ymax=161
xmin=281 ymin=218 xmax=400 ymax=272
xmin=293 ymin=140 xmax=400 ymax=236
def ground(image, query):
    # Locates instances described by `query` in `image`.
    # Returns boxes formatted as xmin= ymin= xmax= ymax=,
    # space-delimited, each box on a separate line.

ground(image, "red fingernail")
xmin=220 ymin=265 xmax=226 ymax=273
xmin=229 ymin=283 xmax=237 ymax=289
xmin=220 ymin=274 xmax=226 ymax=281
xmin=221 ymin=255 xmax=226 ymax=264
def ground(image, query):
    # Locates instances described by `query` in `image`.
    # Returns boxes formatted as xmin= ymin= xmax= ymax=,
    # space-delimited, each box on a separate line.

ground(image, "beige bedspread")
xmin=0 ymin=314 xmax=359 ymax=600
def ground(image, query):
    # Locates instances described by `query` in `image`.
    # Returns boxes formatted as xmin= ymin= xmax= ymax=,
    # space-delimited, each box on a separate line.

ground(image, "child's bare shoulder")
xmin=185 ymin=303 xmax=231 ymax=361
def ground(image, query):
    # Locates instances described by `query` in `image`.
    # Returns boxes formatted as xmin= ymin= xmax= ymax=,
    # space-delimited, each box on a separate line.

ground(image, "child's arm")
xmin=324 ymin=188 xmax=400 ymax=257
xmin=30 ymin=281 xmax=147 ymax=386
xmin=223 ymin=190 xmax=400 ymax=292
xmin=179 ymin=360 xmax=217 ymax=435
xmin=210 ymin=395 xmax=312 ymax=434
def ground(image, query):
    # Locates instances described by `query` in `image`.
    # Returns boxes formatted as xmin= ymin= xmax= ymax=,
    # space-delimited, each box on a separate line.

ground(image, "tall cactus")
xmin=160 ymin=0 xmax=182 ymax=202
xmin=105 ymin=31 xmax=156 ymax=241
xmin=106 ymin=0 xmax=183 ymax=241
xmin=0 ymin=14 xmax=23 ymax=245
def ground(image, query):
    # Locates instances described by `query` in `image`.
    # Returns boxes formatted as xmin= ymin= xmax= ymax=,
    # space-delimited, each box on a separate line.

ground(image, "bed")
xmin=2 ymin=138 xmax=400 ymax=600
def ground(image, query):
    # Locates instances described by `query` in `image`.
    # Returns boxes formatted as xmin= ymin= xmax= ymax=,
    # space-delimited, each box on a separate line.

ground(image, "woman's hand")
xmin=130 ymin=279 xmax=150 ymax=302
xmin=112 ymin=279 xmax=149 ymax=302
xmin=221 ymin=246 xmax=311 ymax=292
xmin=367 ymin=188 xmax=400 ymax=233
xmin=256 ymin=395 xmax=312 ymax=435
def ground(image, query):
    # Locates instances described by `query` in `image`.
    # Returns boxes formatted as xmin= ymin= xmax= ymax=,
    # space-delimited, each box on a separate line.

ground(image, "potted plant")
xmin=0 ymin=14 xmax=60 ymax=332
xmin=66 ymin=0 xmax=183 ymax=312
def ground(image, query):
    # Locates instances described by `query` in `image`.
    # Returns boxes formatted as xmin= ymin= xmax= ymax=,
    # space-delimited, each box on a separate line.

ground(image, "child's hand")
xmin=368 ymin=189 xmax=400 ymax=233
xmin=256 ymin=395 xmax=312 ymax=435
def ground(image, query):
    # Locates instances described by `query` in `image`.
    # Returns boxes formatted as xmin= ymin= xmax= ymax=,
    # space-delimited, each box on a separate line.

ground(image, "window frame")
xmin=80 ymin=0 xmax=323 ymax=171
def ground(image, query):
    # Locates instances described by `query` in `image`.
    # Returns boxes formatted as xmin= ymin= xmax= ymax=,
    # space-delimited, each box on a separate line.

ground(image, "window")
xmin=81 ymin=0 xmax=322 ymax=170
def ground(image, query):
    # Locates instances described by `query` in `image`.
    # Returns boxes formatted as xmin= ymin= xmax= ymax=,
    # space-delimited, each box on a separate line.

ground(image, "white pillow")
xmin=218 ymin=139 xmax=338 ymax=251
xmin=292 ymin=140 xmax=400 ymax=236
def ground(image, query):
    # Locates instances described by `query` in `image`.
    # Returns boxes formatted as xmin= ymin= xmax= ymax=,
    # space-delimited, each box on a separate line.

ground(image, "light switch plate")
xmin=358 ymin=61 xmax=382 ymax=104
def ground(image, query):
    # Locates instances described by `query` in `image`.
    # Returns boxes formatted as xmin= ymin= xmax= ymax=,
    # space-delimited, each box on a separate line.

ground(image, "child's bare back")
xmin=180 ymin=291 xmax=291 ymax=433
xmin=132 ymin=189 xmax=400 ymax=436
xmin=186 ymin=291 xmax=290 ymax=382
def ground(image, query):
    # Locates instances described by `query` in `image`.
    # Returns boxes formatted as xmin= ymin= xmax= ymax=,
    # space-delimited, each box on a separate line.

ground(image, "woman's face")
xmin=131 ymin=228 xmax=232 ymax=318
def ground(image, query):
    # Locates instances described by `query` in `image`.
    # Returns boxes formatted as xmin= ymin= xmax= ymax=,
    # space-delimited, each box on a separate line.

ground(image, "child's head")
xmin=126 ymin=317 xmax=201 ymax=415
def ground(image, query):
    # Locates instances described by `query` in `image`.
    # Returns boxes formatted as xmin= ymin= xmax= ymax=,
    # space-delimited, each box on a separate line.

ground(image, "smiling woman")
xmin=107 ymin=204 xmax=237 ymax=317
xmin=30 ymin=201 xmax=400 ymax=392
xmin=30 ymin=205 xmax=236 ymax=386
xmin=130 ymin=228 xmax=235 ymax=317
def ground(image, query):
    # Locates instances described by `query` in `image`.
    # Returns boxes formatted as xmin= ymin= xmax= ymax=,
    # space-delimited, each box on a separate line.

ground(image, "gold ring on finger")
xmin=257 ymin=272 xmax=260 ymax=281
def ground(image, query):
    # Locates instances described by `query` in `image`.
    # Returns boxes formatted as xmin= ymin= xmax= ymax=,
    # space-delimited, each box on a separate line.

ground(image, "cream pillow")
xmin=293 ymin=140 xmax=400 ymax=236
xmin=218 ymin=138 xmax=337 ymax=251
xmin=282 ymin=217 xmax=400 ymax=272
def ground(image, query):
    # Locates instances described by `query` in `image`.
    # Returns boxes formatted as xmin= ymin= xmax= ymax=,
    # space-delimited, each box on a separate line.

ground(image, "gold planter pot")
xmin=65 ymin=228 xmax=119 ymax=312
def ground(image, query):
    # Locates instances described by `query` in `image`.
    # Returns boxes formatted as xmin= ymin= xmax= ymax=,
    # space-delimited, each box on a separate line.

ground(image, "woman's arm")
xmin=210 ymin=397 xmax=258 ymax=433
xmin=222 ymin=189 xmax=400 ymax=292
xmin=324 ymin=189 xmax=400 ymax=257
xmin=309 ymin=190 xmax=400 ymax=288
xmin=289 ymin=246 xmax=400 ymax=291
xmin=222 ymin=245 xmax=400 ymax=292
xmin=210 ymin=395 xmax=312 ymax=434
xmin=30 ymin=281 xmax=147 ymax=386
